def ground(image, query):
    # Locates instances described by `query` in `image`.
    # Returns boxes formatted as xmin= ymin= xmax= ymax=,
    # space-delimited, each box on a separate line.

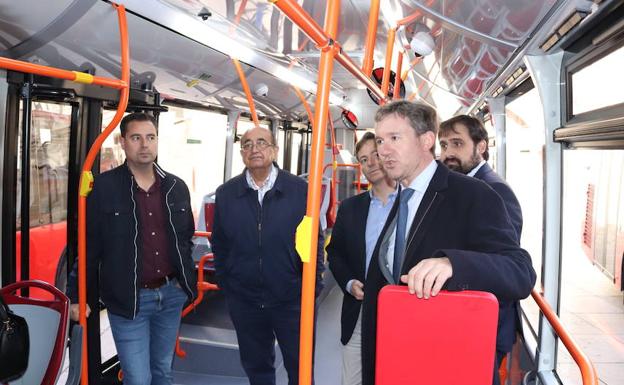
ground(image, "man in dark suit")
xmin=327 ymin=132 xmax=397 ymax=385
xmin=439 ymin=114 xmax=522 ymax=239
xmin=361 ymin=101 xmax=536 ymax=385
xmin=439 ymin=115 xmax=525 ymax=369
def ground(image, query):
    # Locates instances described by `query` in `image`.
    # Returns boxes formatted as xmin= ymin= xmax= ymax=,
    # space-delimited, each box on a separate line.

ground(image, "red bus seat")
xmin=0 ymin=280 xmax=79 ymax=385
xmin=376 ymin=286 xmax=499 ymax=385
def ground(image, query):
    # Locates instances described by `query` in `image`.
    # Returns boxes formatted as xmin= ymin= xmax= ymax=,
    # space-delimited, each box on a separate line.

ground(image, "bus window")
xmin=505 ymin=87 xmax=545 ymax=332
xmin=572 ymin=45 xmax=624 ymax=115
xmin=158 ymin=106 xmax=227 ymax=217
xmin=16 ymin=102 xmax=71 ymax=298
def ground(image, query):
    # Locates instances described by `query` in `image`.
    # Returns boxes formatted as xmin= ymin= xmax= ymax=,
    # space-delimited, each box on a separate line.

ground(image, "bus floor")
xmin=520 ymin=243 xmax=624 ymax=385
xmin=557 ymin=247 xmax=624 ymax=385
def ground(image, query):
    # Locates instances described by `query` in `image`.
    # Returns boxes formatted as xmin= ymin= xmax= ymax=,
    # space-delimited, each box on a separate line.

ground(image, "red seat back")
xmin=1 ymin=280 xmax=69 ymax=385
xmin=376 ymin=286 xmax=498 ymax=385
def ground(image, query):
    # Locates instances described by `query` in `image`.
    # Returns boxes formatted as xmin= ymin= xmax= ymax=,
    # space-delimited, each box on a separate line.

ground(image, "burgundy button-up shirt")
xmin=134 ymin=176 xmax=174 ymax=286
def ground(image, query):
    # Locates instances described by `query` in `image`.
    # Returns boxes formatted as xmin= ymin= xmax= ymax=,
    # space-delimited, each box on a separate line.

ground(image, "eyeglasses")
xmin=241 ymin=139 xmax=273 ymax=152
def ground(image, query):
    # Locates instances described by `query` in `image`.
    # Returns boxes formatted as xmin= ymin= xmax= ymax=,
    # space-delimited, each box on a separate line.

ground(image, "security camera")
xmin=410 ymin=31 xmax=435 ymax=57
xmin=255 ymin=83 xmax=269 ymax=97
xmin=198 ymin=7 xmax=212 ymax=21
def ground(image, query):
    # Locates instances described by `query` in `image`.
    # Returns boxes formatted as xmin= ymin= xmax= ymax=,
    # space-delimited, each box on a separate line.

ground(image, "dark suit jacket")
xmin=475 ymin=162 xmax=525 ymax=348
xmin=327 ymin=192 xmax=370 ymax=345
xmin=361 ymin=162 xmax=536 ymax=385
xmin=475 ymin=163 xmax=523 ymax=241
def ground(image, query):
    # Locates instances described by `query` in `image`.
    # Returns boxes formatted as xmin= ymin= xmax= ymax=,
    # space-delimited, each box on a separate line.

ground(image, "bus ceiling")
xmin=0 ymin=0 xmax=616 ymax=125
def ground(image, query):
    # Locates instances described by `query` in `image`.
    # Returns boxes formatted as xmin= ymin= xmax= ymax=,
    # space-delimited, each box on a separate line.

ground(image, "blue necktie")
xmin=393 ymin=187 xmax=415 ymax=283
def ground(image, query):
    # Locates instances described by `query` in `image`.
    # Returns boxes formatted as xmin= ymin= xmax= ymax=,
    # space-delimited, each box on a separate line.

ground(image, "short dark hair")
xmin=120 ymin=112 xmax=157 ymax=137
xmin=439 ymin=115 xmax=489 ymax=161
xmin=374 ymin=100 xmax=439 ymax=137
xmin=374 ymin=101 xmax=438 ymax=155
xmin=355 ymin=131 xmax=375 ymax=158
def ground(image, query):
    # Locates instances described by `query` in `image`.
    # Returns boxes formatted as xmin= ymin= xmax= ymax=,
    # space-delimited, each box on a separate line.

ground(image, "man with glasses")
xmin=211 ymin=126 xmax=324 ymax=385
xmin=327 ymin=132 xmax=397 ymax=385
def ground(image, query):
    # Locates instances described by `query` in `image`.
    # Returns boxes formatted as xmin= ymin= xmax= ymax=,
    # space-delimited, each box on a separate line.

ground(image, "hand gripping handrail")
xmin=0 ymin=5 xmax=130 ymax=385
xmin=530 ymin=289 xmax=599 ymax=385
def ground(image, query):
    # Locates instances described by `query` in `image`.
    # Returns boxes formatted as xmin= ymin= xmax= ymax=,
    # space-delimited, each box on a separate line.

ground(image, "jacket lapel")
xmin=401 ymin=163 xmax=449 ymax=272
xmin=354 ymin=193 xmax=371 ymax=276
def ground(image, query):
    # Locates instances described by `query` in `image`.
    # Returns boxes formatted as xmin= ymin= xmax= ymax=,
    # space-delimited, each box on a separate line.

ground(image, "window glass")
xmin=16 ymin=101 xmax=71 ymax=298
xmin=572 ymin=45 xmax=624 ymax=115
xmin=505 ymin=88 xmax=545 ymax=333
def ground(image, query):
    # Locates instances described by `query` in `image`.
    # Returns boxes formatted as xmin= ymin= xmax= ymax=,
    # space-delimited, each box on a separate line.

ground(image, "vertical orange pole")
xmin=362 ymin=0 xmax=380 ymax=77
xmin=380 ymin=27 xmax=396 ymax=98
xmin=78 ymin=5 xmax=130 ymax=385
xmin=299 ymin=0 xmax=340 ymax=384
xmin=232 ymin=58 xmax=260 ymax=126
xmin=393 ymin=52 xmax=403 ymax=100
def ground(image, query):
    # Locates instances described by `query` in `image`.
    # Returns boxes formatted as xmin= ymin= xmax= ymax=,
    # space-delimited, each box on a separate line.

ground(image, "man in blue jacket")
xmin=439 ymin=114 xmax=522 ymax=239
xmin=327 ymin=132 xmax=396 ymax=385
xmin=211 ymin=126 xmax=324 ymax=385
xmin=439 ymin=114 xmax=524 ymax=376
xmin=68 ymin=113 xmax=197 ymax=385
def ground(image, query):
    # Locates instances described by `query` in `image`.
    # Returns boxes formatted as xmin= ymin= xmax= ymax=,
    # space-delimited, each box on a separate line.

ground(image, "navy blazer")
xmin=475 ymin=163 xmax=523 ymax=241
xmin=211 ymin=168 xmax=324 ymax=306
xmin=327 ymin=192 xmax=371 ymax=345
xmin=361 ymin=162 xmax=536 ymax=385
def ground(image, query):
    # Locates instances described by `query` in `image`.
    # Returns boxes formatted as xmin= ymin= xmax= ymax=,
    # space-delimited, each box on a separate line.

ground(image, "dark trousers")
xmin=228 ymin=297 xmax=302 ymax=385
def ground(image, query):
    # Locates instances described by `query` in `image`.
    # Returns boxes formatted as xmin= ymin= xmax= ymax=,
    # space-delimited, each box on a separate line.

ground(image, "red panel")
xmin=376 ymin=286 xmax=499 ymax=385
xmin=15 ymin=222 xmax=67 ymax=300
xmin=203 ymin=203 xmax=215 ymax=233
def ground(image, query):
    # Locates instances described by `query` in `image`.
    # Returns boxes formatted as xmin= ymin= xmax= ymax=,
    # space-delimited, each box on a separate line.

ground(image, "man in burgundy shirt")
xmin=68 ymin=113 xmax=197 ymax=385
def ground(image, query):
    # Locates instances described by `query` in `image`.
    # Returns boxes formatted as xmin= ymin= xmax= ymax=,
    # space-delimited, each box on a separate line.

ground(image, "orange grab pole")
xmin=530 ymin=290 xmax=599 ymax=385
xmin=0 ymin=57 xmax=127 ymax=89
xmin=270 ymin=0 xmax=385 ymax=102
xmin=381 ymin=27 xmax=396 ymax=98
xmin=393 ymin=52 xmax=404 ymax=100
xmin=76 ymin=4 xmax=130 ymax=385
xmin=292 ymin=86 xmax=314 ymax=124
xmin=327 ymin=111 xmax=338 ymax=223
xmin=362 ymin=0 xmax=380 ymax=77
xmin=175 ymin=253 xmax=219 ymax=358
xmin=295 ymin=0 xmax=340 ymax=383
xmin=231 ymin=58 xmax=260 ymax=127
xmin=396 ymin=0 xmax=435 ymax=26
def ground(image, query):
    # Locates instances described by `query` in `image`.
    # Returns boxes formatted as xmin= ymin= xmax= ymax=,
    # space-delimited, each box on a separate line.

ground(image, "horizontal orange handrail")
xmin=0 ymin=56 xmax=127 ymax=89
xmin=530 ymin=289 xmax=599 ymax=385
xmin=194 ymin=231 xmax=211 ymax=239
xmin=175 ymin=253 xmax=219 ymax=358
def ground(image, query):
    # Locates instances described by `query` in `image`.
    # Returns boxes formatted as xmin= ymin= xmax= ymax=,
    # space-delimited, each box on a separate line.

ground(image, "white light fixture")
xmin=410 ymin=31 xmax=435 ymax=57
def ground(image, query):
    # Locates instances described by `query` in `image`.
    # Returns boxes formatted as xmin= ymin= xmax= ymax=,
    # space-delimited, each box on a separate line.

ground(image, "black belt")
xmin=141 ymin=274 xmax=175 ymax=289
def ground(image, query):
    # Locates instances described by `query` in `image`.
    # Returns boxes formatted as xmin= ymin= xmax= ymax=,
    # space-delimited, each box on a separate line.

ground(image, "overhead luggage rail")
xmin=530 ymin=289 xmax=598 ymax=385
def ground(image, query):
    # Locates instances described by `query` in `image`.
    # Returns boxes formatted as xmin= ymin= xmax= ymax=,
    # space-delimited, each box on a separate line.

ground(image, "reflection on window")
xmin=16 ymin=102 xmax=71 ymax=228
xmin=572 ymin=45 xmax=624 ymax=115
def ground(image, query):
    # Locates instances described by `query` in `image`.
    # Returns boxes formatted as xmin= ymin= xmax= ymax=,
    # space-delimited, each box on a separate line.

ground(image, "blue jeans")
xmin=108 ymin=279 xmax=187 ymax=385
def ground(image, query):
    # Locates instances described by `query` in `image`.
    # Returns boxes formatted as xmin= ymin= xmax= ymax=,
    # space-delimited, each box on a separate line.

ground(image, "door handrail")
xmin=530 ymin=289 xmax=599 ymax=385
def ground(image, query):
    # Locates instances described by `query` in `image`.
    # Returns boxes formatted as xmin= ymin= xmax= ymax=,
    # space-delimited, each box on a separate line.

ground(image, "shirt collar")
xmin=467 ymin=160 xmax=487 ymax=177
xmin=246 ymin=164 xmax=278 ymax=191
xmin=405 ymin=159 xmax=437 ymax=193
xmin=369 ymin=184 xmax=399 ymax=202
